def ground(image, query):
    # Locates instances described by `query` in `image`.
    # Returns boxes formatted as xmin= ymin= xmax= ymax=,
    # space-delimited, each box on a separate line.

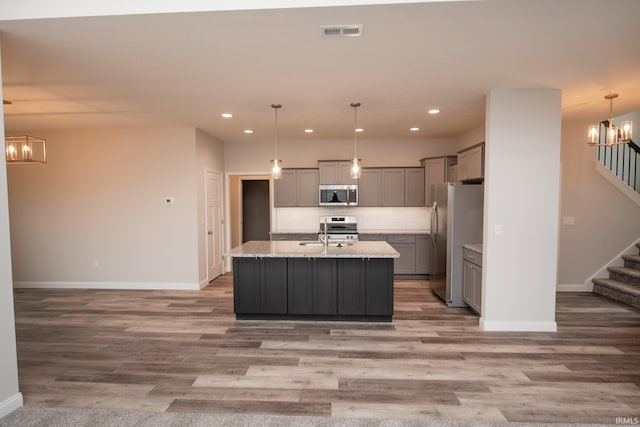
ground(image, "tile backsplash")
xmin=274 ymin=206 xmax=431 ymax=233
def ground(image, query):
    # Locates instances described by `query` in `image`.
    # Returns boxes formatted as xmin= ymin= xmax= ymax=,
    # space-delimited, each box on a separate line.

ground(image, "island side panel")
xmin=365 ymin=258 xmax=394 ymax=316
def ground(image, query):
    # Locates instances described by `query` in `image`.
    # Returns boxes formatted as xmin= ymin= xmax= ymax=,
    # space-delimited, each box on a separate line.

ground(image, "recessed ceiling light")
xmin=428 ymin=109 xmax=440 ymax=115
xmin=243 ymin=129 xmax=253 ymax=134
xmin=304 ymin=129 xmax=314 ymax=133
xmin=221 ymin=113 xmax=233 ymax=118
xmin=355 ymin=128 xmax=364 ymax=133
xmin=410 ymin=127 xmax=420 ymax=132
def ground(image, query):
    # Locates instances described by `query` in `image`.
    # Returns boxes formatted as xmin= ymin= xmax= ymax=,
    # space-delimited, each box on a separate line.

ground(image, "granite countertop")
xmin=227 ymin=240 xmax=400 ymax=258
xmin=463 ymin=243 xmax=483 ymax=253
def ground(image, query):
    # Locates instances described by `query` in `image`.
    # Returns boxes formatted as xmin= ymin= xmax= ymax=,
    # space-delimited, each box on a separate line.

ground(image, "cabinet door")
xmin=423 ymin=158 xmax=445 ymax=207
xmin=381 ymin=168 xmax=405 ymax=206
xmin=319 ymin=161 xmax=339 ymax=184
xmin=358 ymin=169 xmax=381 ymax=206
xmin=463 ymin=260 xmax=475 ymax=308
xmin=358 ymin=234 xmax=387 ymax=241
xmin=365 ymin=258 xmax=394 ymax=316
xmin=337 ymin=259 xmax=366 ymax=315
xmin=296 ymin=169 xmax=319 ymax=207
xmin=415 ymin=235 xmax=432 ymax=274
xmin=390 ymin=243 xmax=416 ymax=274
xmin=288 ymin=258 xmax=313 ymax=314
xmin=339 ymin=162 xmax=358 ymax=185
xmin=313 ymin=259 xmax=338 ymax=315
xmin=457 ymin=143 xmax=484 ymax=182
xmin=261 ymin=258 xmax=288 ymax=314
xmin=473 ymin=264 xmax=482 ymax=314
xmin=274 ymin=170 xmax=296 ymax=207
xmin=233 ymin=258 xmax=262 ymax=314
xmin=404 ymin=168 xmax=425 ymax=207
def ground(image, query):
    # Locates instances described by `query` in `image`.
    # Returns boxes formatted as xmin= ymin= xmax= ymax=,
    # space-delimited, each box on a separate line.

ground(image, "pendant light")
xmin=5 ymin=135 xmax=47 ymax=164
xmin=587 ymin=94 xmax=633 ymax=146
xmin=270 ymin=103 xmax=282 ymax=179
xmin=350 ymin=102 xmax=361 ymax=179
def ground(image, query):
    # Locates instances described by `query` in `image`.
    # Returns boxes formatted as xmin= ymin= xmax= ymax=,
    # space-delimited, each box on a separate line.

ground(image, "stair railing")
xmin=596 ymin=139 xmax=640 ymax=193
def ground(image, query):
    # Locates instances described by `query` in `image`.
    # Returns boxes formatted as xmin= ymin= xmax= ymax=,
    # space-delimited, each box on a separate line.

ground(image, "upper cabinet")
xmin=318 ymin=161 xmax=358 ymax=185
xmin=359 ymin=167 xmax=424 ymax=207
xmin=457 ymin=142 xmax=485 ymax=183
xmin=274 ymin=168 xmax=319 ymax=207
xmin=420 ymin=156 xmax=456 ymax=207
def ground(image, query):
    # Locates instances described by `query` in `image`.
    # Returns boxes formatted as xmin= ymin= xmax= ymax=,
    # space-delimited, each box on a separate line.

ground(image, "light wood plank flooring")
xmin=13 ymin=275 xmax=640 ymax=424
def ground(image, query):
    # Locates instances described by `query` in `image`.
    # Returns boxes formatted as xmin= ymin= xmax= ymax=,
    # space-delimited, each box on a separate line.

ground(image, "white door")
xmin=206 ymin=170 xmax=224 ymax=281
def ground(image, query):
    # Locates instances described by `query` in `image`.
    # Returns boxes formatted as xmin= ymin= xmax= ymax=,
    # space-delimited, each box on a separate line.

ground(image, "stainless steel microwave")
xmin=319 ymin=185 xmax=358 ymax=206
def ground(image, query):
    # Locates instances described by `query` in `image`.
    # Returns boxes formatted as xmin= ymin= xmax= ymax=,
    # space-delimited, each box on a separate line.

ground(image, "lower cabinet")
xmin=233 ymin=257 xmax=393 ymax=319
xmin=462 ymin=247 xmax=482 ymax=314
xmin=361 ymin=234 xmax=432 ymax=276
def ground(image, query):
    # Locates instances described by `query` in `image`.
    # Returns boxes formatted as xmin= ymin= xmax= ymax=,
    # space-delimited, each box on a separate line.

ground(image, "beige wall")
xmin=7 ymin=127 xmax=202 ymax=289
xmin=224 ymin=137 xmax=460 ymax=173
xmin=558 ymin=120 xmax=640 ymax=288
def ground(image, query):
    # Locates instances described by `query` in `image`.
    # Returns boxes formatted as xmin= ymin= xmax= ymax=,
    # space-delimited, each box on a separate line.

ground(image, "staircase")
xmin=592 ymin=242 xmax=640 ymax=308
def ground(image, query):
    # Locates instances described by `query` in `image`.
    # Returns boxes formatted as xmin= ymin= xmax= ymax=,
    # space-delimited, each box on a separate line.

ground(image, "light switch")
xmin=562 ymin=216 xmax=576 ymax=225
xmin=494 ymin=224 xmax=503 ymax=235
xmin=165 ymin=197 xmax=175 ymax=205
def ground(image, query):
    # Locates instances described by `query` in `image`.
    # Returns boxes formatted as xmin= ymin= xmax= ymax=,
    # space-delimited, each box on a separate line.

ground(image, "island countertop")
xmin=227 ymin=240 xmax=400 ymax=258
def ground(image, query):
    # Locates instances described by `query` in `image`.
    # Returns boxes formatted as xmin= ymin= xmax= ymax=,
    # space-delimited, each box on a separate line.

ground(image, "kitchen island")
xmin=227 ymin=240 xmax=400 ymax=321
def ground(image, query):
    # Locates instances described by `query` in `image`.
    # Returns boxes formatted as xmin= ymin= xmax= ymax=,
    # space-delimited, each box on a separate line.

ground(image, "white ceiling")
xmin=1 ymin=0 xmax=640 ymax=142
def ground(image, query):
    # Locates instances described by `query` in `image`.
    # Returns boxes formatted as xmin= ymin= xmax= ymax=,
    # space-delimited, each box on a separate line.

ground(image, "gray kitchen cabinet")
xmin=404 ymin=167 xmax=425 ymax=207
xmin=387 ymin=234 xmax=416 ymax=274
xmin=274 ymin=168 xmax=319 ymax=207
xmin=358 ymin=234 xmax=387 ymax=241
xmin=462 ymin=246 xmax=482 ymax=314
xmin=415 ymin=234 xmax=432 ymax=274
xmin=381 ymin=168 xmax=405 ymax=206
xmin=421 ymin=156 xmax=456 ymax=206
xmin=358 ymin=168 xmax=382 ymax=206
xmin=318 ymin=161 xmax=358 ymax=185
xmin=457 ymin=142 xmax=484 ymax=182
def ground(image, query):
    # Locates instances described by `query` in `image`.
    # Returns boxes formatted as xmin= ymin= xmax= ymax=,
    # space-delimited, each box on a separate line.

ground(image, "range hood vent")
xmin=321 ymin=24 xmax=363 ymax=37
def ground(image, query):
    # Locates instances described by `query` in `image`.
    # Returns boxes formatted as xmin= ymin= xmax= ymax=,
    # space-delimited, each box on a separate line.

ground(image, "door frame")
xmin=205 ymin=169 xmax=224 ymax=283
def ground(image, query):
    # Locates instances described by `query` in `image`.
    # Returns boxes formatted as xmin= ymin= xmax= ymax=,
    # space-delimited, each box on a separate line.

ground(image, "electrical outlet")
xmin=562 ymin=216 xmax=576 ymax=225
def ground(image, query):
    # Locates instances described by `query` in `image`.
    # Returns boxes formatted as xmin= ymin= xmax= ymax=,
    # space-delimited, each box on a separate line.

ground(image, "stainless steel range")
xmin=319 ymin=216 xmax=358 ymax=242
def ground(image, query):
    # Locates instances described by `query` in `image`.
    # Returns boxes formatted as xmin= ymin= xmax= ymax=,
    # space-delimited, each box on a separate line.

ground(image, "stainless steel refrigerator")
xmin=430 ymin=182 xmax=483 ymax=307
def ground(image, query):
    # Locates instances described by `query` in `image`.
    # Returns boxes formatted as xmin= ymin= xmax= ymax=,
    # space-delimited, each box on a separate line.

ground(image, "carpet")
xmin=0 ymin=407 xmax=601 ymax=427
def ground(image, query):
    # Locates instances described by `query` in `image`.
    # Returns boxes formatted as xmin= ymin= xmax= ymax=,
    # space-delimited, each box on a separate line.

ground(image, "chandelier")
xmin=5 ymin=135 xmax=47 ymax=164
xmin=587 ymin=94 xmax=633 ymax=146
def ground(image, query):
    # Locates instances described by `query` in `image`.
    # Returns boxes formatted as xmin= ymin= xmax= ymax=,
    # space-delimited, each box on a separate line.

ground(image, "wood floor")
xmin=13 ymin=275 xmax=640 ymax=424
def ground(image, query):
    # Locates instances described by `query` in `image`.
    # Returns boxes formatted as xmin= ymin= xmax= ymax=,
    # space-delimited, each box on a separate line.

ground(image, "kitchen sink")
xmin=298 ymin=241 xmax=354 ymax=247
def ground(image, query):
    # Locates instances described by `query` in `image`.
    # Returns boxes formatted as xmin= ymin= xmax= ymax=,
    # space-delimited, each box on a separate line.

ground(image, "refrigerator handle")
xmin=431 ymin=202 xmax=438 ymax=247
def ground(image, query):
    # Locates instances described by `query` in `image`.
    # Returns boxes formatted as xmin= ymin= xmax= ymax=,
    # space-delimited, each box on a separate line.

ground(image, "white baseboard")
xmin=557 ymin=283 xmax=591 ymax=292
xmin=13 ymin=281 xmax=201 ymax=291
xmin=0 ymin=393 xmax=23 ymax=418
xmin=479 ymin=318 xmax=557 ymax=332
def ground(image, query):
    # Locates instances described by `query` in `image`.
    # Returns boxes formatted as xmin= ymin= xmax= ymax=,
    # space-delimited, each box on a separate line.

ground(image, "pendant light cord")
xmin=272 ymin=104 xmax=281 ymax=159
xmin=351 ymin=102 xmax=360 ymax=158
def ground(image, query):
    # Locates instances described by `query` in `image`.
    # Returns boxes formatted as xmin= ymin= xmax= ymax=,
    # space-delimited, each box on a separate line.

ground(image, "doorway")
xmin=242 ymin=180 xmax=270 ymax=242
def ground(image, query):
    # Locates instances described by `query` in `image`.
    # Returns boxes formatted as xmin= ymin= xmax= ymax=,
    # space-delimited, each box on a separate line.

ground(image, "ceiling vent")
xmin=321 ymin=24 xmax=363 ymax=37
